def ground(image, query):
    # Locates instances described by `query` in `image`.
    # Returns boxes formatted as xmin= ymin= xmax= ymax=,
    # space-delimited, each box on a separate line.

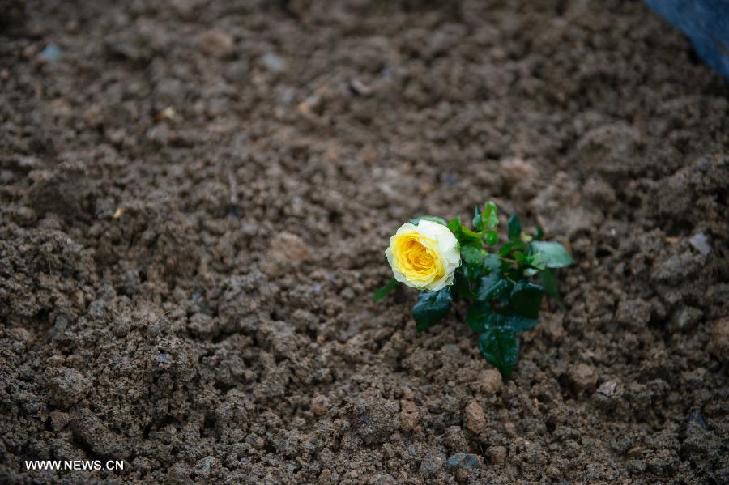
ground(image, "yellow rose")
xmin=386 ymin=220 xmax=460 ymax=291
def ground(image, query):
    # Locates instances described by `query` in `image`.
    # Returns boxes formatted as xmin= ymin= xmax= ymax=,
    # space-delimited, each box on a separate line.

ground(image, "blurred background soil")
xmin=1 ymin=0 xmax=728 ymax=482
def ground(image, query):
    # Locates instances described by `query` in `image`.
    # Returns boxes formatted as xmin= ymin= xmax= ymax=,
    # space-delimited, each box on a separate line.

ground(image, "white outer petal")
xmin=394 ymin=222 xmax=419 ymax=237
xmin=419 ymin=220 xmax=461 ymax=288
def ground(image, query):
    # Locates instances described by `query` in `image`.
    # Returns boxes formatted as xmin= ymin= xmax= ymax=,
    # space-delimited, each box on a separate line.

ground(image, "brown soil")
xmin=2 ymin=0 xmax=728 ymax=483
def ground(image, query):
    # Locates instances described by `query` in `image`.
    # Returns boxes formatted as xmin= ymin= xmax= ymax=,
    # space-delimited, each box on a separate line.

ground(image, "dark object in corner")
xmin=645 ymin=0 xmax=729 ymax=80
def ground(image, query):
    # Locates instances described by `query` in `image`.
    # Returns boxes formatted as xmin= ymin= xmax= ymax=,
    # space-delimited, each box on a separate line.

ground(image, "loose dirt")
xmin=1 ymin=0 xmax=728 ymax=483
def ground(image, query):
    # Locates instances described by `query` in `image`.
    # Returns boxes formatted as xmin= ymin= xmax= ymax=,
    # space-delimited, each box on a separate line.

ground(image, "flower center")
xmin=393 ymin=232 xmax=445 ymax=283
xmin=405 ymin=240 xmax=434 ymax=269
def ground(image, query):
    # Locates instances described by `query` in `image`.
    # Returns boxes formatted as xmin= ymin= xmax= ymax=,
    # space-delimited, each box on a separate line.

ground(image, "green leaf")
xmin=447 ymin=217 xmax=460 ymax=234
xmin=455 ymin=249 xmax=500 ymax=302
xmin=479 ymin=326 xmax=520 ymax=378
xmin=447 ymin=217 xmax=481 ymax=246
xmin=540 ymin=268 xmax=561 ymax=301
xmin=480 ymin=311 xmax=537 ymax=333
xmin=483 ymin=201 xmax=499 ymax=231
xmin=410 ymin=215 xmax=448 ymax=227
xmin=485 ymin=230 xmax=499 ymax=245
xmin=498 ymin=239 xmax=525 ymax=258
xmin=507 ymin=281 xmax=544 ymax=319
xmin=412 ymin=288 xmax=452 ymax=332
xmin=466 ymin=301 xmax=491 ymax=333
xmin=473 ymin=201 xmax=499 ymax=233
xmin=373 ymin=278 xmax=399 ymax=301
xmin=477 ymin=272 xmax=512 ymax=302
xmin=467 ymin=305 xmax=537 ymax=334
xmin=507 ymin=214 xmax=522 ymax=241
xmin=460 ymin=245 xmax=485 ymax=267
xmin=462 ymin=247 xmax=498 ymax=273
xmin=453 ymin=266 xmax=475 ymax=301
xmin=529 ymin=241 xmax=573 ymax=268
xmin=472 ymin=206 xmax=483 ymax=231
xmin=458 ymin=246 xmax=490 ymax=298
xmin=483 ymin=253 xmax=501 ymax=273
xmin=527 ymin=257 xmax=545 ymax=271
xmin=501 ymin=314 xmax=538 ymax=332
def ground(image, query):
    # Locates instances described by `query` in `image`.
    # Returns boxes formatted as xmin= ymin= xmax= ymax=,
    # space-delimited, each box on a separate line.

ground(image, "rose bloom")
xmin=386 ymin=219 xmax=460 ymax=291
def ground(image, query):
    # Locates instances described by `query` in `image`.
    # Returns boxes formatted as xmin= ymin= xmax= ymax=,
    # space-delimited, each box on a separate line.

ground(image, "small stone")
xmin=419 ymin=451 xmax=445 ymax=478
xmin=595 ymin=380 xmax=619 ymax=399
xmin=503 ymin=422 xmax=517 ymax=437
xmin=298 ymin=94 xmax=322 ymax=117
xmin=542 ymin=316 xmax=566 ymax=343
xmin=615 ymin=298 xmax=651 ymax=327
xmin=198 ymin=30 xmax=234 ymax=59
xmin=464 ymin=400 xmax=485 ymax=433
xmin=263 ymin=232 xmax=312 ymax=276
xmin=49 ymin=410 xmax=71 ymax=431
xmin=487 ymin=445 xmax=507 ymax=464
xmin=194 ymin=456 xmax=217 ymax=477
xmin=446 ymin=453 xmax=480 ymax=481
xmin=49 ymin=367 xmax=91 ymax=408
xmin=668 ymin=306 xmax=703 ymax=333
xmin=568 ymin=363 xmax=598 ymax=393
xmin=593 ymin=380 xmax=624 ymax=413
xmin=501 ymin=158 xmax=539 ymax=187
xmin=546 ymin=465 xmax=562 ymax=479
xmin=349 ymin=78 xmax=372 ymax=96
xmin=318 ymin=469 xmax=333 ymax=484
xmin=478 ymin=369 xmax=502 ymax=394
xmin=443 ymin=426 xmax=469 ymax=451
xmin=348 ymin=398 xmax=399 ymax=445
xmin=270 ymin=232 xmax=312 ymax=262
xmin=486 ymin=445 xmax=507 ymax=465
xmin=399 ymin=399 xmax=419 ymax=432
xmin=39 ymin=43 xmax=62 ymax=62
xmin=311 ymin=394 xmax=329 ymax=417
xmin=245 ymin=433 xmax=265 ymax=449
xmin=9 ymin=327 xmax=33 ymax=345
xmin=688 ymin=233 xmax=711 ymax=255
xmin=157 ymin=352 xmax=173 ymax=369
xmin=261 ymin=52 xmax=286 ymax=73
xmin=708 ymin=318 xmax=729 ymax=362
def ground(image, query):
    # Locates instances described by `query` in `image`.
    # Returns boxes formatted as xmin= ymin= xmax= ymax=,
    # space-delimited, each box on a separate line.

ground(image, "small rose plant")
xmin=376 ymin=201 xmax=573 ymax=377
